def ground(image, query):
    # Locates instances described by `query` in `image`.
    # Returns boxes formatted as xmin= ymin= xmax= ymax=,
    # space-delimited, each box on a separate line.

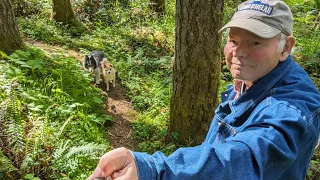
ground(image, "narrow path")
xmin=24 ymin=39 xmax=136 ymax=149
xmin=103 ymin=85 xmax=137 ymax=149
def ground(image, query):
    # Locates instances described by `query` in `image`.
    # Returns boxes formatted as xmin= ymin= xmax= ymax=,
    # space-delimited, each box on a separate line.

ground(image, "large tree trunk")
xmin=168 ymin=0 xmax=224 ymax=145
xmin=52 ymin=0 xmax=76 ymax=24
xmin=0 ymin=0 xmax=25 ymax=55
xmin=150 ymin=0 xmax=165 ymax=14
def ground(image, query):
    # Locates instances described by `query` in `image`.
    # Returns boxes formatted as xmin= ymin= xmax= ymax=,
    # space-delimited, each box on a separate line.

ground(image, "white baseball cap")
xmin=219 ymin=0 xmax=293 ymax=38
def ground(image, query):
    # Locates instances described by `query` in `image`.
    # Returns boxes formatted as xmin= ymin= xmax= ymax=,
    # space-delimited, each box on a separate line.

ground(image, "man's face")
xmin=224 ymin=27 xmax=283 ymax=84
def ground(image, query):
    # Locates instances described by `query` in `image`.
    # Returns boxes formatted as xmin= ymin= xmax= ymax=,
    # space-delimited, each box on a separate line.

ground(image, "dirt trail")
xmin=25 ymin=39 xmax=136 ymax=149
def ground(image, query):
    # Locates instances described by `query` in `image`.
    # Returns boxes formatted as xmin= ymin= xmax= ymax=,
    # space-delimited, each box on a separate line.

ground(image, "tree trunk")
xmin=150 ymin=0 xmax=165 ymax=14
xmin=168 ymin=0 xmax=224 ymax=145
xmin=0 ymin=0 xmax=25 ymax=55
xmin=52 ymin=0 xmax=76 ymax=24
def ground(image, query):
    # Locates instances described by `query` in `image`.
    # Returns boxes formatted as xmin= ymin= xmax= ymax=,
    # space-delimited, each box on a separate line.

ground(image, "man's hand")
xmin=87 ymin=147 xmax=138 ymax=180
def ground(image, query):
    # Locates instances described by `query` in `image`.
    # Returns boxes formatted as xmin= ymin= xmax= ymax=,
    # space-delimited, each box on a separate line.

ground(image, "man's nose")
xmin=232 ymin=44 xmax=248 ymax=58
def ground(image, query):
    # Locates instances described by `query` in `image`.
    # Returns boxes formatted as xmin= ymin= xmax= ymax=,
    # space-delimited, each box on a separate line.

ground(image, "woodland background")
xmin=0 ymin=0 xmax=319 ymax=179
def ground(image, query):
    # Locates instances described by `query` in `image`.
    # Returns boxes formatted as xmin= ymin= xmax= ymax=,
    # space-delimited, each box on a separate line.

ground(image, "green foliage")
xmin=51 ymin=140 xmax=108 ymax=178
xmin=285 ymin=0 xmax=320 ymax=9
xmin=316 ymin=0 xmax=320 ymax=9
xmin=24 ymin=174 xmax=41 ymax=180
xmin=12 ymin=0 xmax=51 ymax=17
xmin=285 ymin=0 xmax=320 ymax=90
xmin=5 ymin=84 xmax=26 ymax=155
xmin=12 ymin=0 xmax=320 ymax=179
xmin=307 ymin=159 xmax=320 ymax=180
xmin=117 ymin=50 xmax=172 ymax=111
xmin=18 ymin=17 xmax=63 ymax=43
xmin=0 ymin=151 xmax=18 ymax=179
xmin=133 ymin=110 xmax=177 ymax=155
xmin=0 ymin=48 xmax=112 ymax=179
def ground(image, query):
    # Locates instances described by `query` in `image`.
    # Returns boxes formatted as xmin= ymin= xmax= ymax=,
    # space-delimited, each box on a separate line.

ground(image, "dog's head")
xmin=83 ymin=55 xmax=97 ymax=72
xmin=103 ymin=62 xmax=114 ymax=74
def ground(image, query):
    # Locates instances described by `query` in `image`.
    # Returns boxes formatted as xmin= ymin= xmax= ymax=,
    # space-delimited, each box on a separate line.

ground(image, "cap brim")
xmin=218 ymin=18 xmax=281 ymax=38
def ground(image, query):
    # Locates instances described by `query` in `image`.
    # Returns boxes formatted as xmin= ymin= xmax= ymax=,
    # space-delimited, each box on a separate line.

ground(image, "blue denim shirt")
xmin=132 ymin=55 xmax=320 ymax=180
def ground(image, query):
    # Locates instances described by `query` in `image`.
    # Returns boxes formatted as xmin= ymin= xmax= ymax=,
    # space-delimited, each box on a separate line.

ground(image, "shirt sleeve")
xmin=132 ymin=103 xmax=307 ymax=180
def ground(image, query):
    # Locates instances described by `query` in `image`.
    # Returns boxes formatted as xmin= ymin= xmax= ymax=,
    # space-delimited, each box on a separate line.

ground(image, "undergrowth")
xmin=2 ymin=0 xmax=319 ymax=179
xmin=0 ymin=48 xmax=112 ymax=179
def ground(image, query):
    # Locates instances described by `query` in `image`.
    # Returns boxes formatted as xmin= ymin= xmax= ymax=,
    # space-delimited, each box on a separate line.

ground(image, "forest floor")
xmin=24 ymin=38 xmax=136 ymax=150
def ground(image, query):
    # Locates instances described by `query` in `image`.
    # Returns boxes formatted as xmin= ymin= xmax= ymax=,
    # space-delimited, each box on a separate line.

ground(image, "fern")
xmin=4 ymin=84 xmax=26 ymax=157
xmin=52 ymin=140 xmax=71 ymax=162
xmin=0 ymin=82 xmax=27 ymax=175
xmin=53 ymin=141 xmax=106 ymax=160
xmin=65 ymin=143 xmax=107 ymax=159
xmin=52 ymin=141 xmax=108 ymax=175
xmin=57 ymin=115 xmax=74 ymax=138
xmin=21 ymin=116 xmax=52 ymax=174
xmin=0 ymin=150 xmax=18 ymax=179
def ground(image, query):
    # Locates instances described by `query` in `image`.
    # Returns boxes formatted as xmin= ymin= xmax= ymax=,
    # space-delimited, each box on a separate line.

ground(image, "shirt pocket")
xmin=215 ymin=119 xmax=237 ymax=143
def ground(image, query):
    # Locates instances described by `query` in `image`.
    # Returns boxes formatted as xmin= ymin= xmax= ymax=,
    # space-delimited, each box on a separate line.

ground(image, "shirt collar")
xmin=224 ymin=55 xmax=294 ymax=119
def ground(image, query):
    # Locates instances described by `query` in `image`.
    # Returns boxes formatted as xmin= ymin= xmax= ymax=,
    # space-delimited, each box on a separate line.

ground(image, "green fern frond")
xmin=52 ymin=140 xmax=71 ymax=161
xmin=21 ymin=117 xmax=50 ymax=170
xmin=57 ymin=115 xmax=74 ymax=138
xmin=65 ymin=143 xmax=107 ymax=159
xmin=4 ymin=85 xmax=26 ymax=153
xmin=26 ymin=117 xmax=46 ymax=151
xmin=53 ymin=141 xmax=107 ymax=161
xmin=0 ymin=151 xmax=17 ymax=171
xmin=0 ymin=151 xmax=18 ymax=179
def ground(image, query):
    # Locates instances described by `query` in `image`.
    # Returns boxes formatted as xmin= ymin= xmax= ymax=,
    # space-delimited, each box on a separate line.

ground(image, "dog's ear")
xmin=100 ymin=61 xmax=106 ymax=68
xmin=109 ymin=64 xmax=113 ymax=67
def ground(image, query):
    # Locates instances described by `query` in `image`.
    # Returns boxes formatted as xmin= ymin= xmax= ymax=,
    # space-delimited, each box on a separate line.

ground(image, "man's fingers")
xmin=87 ymin=153 xmax=116 ymax=179
xmin=114 ymin=167 xmax=138 ymax=180
xmin=87 ymin=148 xmax=136 ymax=180
xmin=111 ymin=168 xmax=125 ymax=179
xmin=87 ymin=165 xmax=105 ymax=180
xmin=111 ymin=160 xmax=137 ymax=179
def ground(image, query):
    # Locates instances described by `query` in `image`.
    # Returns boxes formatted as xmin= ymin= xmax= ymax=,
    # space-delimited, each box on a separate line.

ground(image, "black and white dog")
xmin=82 ymin=51 xmax=105 ymax=85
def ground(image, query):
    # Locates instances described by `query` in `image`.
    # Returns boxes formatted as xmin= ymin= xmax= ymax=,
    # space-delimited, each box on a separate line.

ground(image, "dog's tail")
xmin=103 ymin=58 xmax=108 ymax=63
xmin=101 ymin=61 xmax=106 ymax=76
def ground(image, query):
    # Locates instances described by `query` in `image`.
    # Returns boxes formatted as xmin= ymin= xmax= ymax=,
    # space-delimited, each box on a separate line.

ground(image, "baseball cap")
xmin=219 ymin=0 xmax=293 ymax=38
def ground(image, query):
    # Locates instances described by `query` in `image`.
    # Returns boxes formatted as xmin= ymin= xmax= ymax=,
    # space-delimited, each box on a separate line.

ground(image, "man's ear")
xmin=279 ymin=36 xmax=296 ymax=62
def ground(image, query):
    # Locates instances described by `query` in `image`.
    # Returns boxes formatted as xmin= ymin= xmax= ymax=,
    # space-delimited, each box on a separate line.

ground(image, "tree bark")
xmin=168 ymin=0 xmax=224 ymax=145
xmin=0 ymin=0 xmax=25 ymax=55
xmin=52 ymin=0 xmax=77 ymax=24
xmin=150 ymin=0 xmax=165 ymax=14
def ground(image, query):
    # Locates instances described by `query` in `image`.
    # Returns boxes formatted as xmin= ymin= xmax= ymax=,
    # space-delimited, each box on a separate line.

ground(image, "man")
xmin=88 ymin=0 xmax=320 ymax=179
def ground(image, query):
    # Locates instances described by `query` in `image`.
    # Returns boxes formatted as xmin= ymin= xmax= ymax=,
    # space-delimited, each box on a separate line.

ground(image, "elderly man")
xmin=88 ymin=0 xmax=320 ymax=179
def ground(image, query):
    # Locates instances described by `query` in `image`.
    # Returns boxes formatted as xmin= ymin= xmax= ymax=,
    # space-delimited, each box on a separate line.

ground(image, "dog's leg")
xmin=93 ymin=68 xmax=100 ymax=84
xmin=100 ymin=64 xmax=106 ymax=85
xmin=97 ymin=68 xmax=101 ymax=84
xmin=112 ymin=77 xmax=116 ymax=88
xmin=106 ymin=81 xmax=110 ymax=91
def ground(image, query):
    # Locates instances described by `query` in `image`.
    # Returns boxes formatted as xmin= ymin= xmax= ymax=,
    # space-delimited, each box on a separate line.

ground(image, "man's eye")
xmin=228 ymin=40 xmax=236 ymax=44
xmin=253 ymin=41 xmax=262 ymax=45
